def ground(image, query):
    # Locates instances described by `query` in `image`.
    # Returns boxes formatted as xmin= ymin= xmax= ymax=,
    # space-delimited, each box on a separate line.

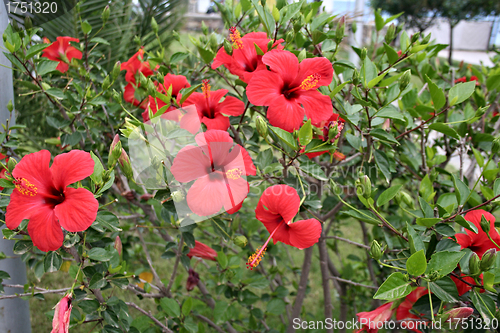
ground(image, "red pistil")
xmin=247 ymin=220 xmax=285 ymax=270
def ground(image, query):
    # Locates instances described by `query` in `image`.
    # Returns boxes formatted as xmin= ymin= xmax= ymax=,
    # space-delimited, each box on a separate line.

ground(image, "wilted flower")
xmin=51 ymin=295 xmax=72 ymax=333
xmin=186 ymin=268 xmax=200 ymax=291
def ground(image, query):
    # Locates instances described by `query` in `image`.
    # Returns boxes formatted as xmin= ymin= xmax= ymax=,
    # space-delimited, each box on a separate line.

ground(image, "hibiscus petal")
xmin=179 ymin=105 xmax=202 ymax=134
xmin=56 ymin=62 xmax=70 ymax=73
xmin=262 ymin=49 xmax=299 ymax=84
xmin=294 ymin=56 xmax=333 ymax=87
xmin=27 ymin=204 xmax=63 ymax=252
xmin=186 ymin=174 xmax=228 ymax=216
xmin=65 ymin=47 xmax=82 ymax=62
xmin=222 ymin=176 xmax=249 ymax=213
xmin=12 ymin=150 xmax=54 ymax=195
xmin=267 ymin=96 xmax=305 ymax=132
xmin=298 ymin=90 xmax=334 ymax=124
xmin=50 ymin=150 xmax=95 ymax=190
xmin=255 ymin=185 xmax=300 ymax=224
xmin=202 ymin=113 xmax=231 ymax=131
xmin=247 ymin=71 xmax=283 ymax=106
xmin=5 ymin=189 xmax=44 ymax=229
xmin=212 ymin=47 xmax=233 ymax=70
xmin=288 ymin=219 xmax=322 ymax=249
xmin=54 ymin=187 xmax=98 ymax=232
xmin=163 ymin=74 xmax=190 ymax=96
xmin=217 ymin=96 xmax=245 ymax=116
xmin=171 ymin=146 xmax=211 ymax=183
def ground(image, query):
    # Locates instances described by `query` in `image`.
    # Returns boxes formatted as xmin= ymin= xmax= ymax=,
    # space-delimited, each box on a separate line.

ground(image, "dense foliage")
xmin=1 ymin=0 xmax=500 ymax=332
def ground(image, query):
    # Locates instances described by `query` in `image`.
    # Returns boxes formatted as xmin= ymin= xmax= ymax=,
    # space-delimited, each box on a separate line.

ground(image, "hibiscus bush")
xmin=2 ymin=1 xmax=500 ymax=332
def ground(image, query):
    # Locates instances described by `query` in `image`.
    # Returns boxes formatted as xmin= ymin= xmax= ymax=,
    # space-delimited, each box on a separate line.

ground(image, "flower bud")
xmin=491 ymin=136 xmax=500 ymax=154
xmin=102 ymin=75 xmax=110 ymax=91
xmin=480 ymin=214 xmax=490 ymax=233
xmin=442 ymin=307 xmax=474 ymax=323
xmin=186 ymin=268 xmax=200 ymax=291
xmin=171 ymin=191 xmax=185 ymax=203
xmin=108 ymin=134 xmax=122 ymax=168
xmin=335 ymin=16 xmax=345 ymax=43
xmin=7 ymin=100 xmax=13 ymax=112
xmin=360 ymin=47 xmax=367 ymax=60
xmin=151 ymin=17 xmax=158 ymax=35
xmin=260 ymin=0 xmax=266 ymax=6
xmin=223 ymin=39 xmax=233 ymax=56
xmin=395 ymin=190 xmax=415 ymax=209
xmin=352 ymin=69 xmax=359 ymax=85
xmin=328 ymin=125 xmax=339 ymax=142
xmin=112 ymin=61 xmax=121 ymax=80
xmin=272 ymin=5 xmax=280 ymax=22
xmin=138 ymin=71 xmax=148 ymax=87
xmin=426 ymin=270 xmax=439 ymax=281
xmin=480 ymin=248 xmax=496 ymax=271
xmin=356 ymin=175 xmax=372 ymax=199
xmin=24 ymin=16 xmax=33 ymax=31
xmin=114 ymin=236 xmax=122 ymax=256
xmin=7 ymin=157 xmax=16 ymax=173
xmin=201 ymin=21 xmax=209 ymax=35
xmin=469 ymin=252 xmax=481 ymax=276
xmin=385 ymin=23 xmax=396 ymax=44
xmin=102 ymin=5 xmax=110 ymax=24
xmin=285 ymin=31 xmax=294 ymax=43
xmin=369 ymin=240 xmax=383 ymax=260
xmin=233 ymin=235 xmax=248 ymax=248
xmin=256 ymin=116 xmax=268 ymax=139
xmin=147 ymin=80 xmax=157 ymax=96
xmin=112 ymin=89 xmax=121 ymax=103
xmin=118 ymin=149 xmax=134 ymax=180
xmin=399 ymin=70 xmax=411 ymax=91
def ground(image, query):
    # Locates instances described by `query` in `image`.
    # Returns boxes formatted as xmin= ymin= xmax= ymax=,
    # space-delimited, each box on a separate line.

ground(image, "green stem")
xmin=378 ymin=260 xmax=406 ymax=271
xmin=428 ymin=281 xmax=435 ymax=322
xmin=210 ymin=218 xmax=232 ymax=240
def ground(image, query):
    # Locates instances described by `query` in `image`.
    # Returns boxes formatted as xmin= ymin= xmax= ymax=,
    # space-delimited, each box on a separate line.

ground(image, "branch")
xmin=441 ymin=193 xmax=500 ymax=223
xmin=329 ymin=276 xmax=378 ymax=290
xmin=126 ymin=302 xmax=173 ymax=333
xmin=136 ymin=230 xmax=170 ymax=297
xmin=395 ymin=106 xmax=450 ymax=140
xmin=194 ymin=314 xmax=225 ymax=333
xmin=317 ymin=233 xmax=334 ymax=333
xmin=0 ymin=284 xmax=71 ymax=300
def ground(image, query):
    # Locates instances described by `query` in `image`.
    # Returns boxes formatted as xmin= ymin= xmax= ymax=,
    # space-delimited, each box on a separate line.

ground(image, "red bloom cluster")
xmin=212 ymin=28 xmax=284 ymax=83
xmin=246 ymin=49 xmax=334 ymax=132
xmin=247 ymin=185 xmax=322 ymax=270
xmin=5 ymin=150 xmax=98 ymax=252
xmin=121 ymin=48 xmax=155 ymax=108
xmin=454 ymin=75 xmax=480 ymax=85
xmin=42 ymin=37 xmax=82 ymax=73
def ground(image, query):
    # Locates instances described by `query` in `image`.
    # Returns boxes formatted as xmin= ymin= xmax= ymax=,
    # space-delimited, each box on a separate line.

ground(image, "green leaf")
xmin=452 ymin=174 xmax=471 ymax=206
xmin=416 ymin=218 xmax=441 ymax=228
xmin=0 ymin=271 xmax=10 ymax=280
xmin=179 ymin=84 xmax=202 ymax=105
xmin=407 ymin=223 xmax=425 ymax=254
xmin=374 ymin=150 xmax=392 ymax=182
xmin=44 ymin=252 xmax=62 ymax=273
xmin=424 ymin=75 xmax=445 ymax=110
xmin=161 ymin=298 xmax=181 ymax=317
xmin=266 ymin=298 xmax=286 ymax=315
xmin=217 ymin=251 xmax=228 ymax=269
xmin=298 ymin=119 xmax=312 ymax=146
xmin=269 ymin=125 xmax=298 ymax=150
xmin=373 ymin=272 xmax=412 ymax=300
xmin=280 ymin=0 xmax=303 ymax=24
xmin=81 ymin=20 xmax=92 ymax=34
xmin=90 ymin=151 xmax=104 ymax=184
xmin=377 ymin=184 xmax=403 ymax=206
xmin=87 ymin=248 xmax=113 ymax=262
xmin=299 ymin=162 xmax=328 ymax=181
xmin=455 ymin=215 xmax=478 ymax=234
xmin=383 ymin=43 xmax=399 ymax=64
xmin=483 ymin=271 xmax=496 ymax=292
xmin=46 ymin=116 xmax=71 ymax=129
xmin=428 ymin=123 xmax=460 ymax=140
xmin=45 ymin=88 xmax=65 ymax=100
xmin=0 ymin=179 xmax=14 ymax=188
xmin=361 ymin=57 xmax=377 ymax=88
xmin=470 ymin=290 xmax=495 ymax=321
xmin=494 ymin=178 xmax=500 ymax=196
xmin=251 ymin=0 xmax=275 ymax=36
xmin=95 ymin=211 xmax=122 ymax=232
xmin=374 ymin=9 xmax=385 ymax=31
xmin=196 ymin=46 xmax=214 ymax=64
xmin=486 ymin=74 xmax=500 ymax=91
xmin=472 ymin=148 xmax=484 ymax=167
xmin=376 ymin=107 xmax=405 ymax=121
xmin=329 ymin=81 xmax=349 ymax=98
xmin=406 ymin=250 xmax=427 ymax=276
xmin=182 ymin=297 xmax=193 ymax=316
xmin=429 ymin=277 xmax=459 ymax=303
xmin=90 ymin=37 xmax=110 ymax=45
xmin=37 ymin=60 xmax=59 ymax=76
xmin=170 ymin=52 xmax=188 ymax=64
xmin=448 ymin=81 xmax=476 ymax=106
xmin=26 ymin=44 xmax=49 ymax=59
xmin=370 ymin=128 xmax=399 ymax=144
xmin=425 ymin=251 xmax=465 ymax=277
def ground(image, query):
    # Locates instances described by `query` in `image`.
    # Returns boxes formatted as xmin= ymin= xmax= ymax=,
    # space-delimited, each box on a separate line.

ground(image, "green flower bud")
xmin=352 ymin=69 xmax=359 ymax=85
xmin=201 ymin=21 xmax=209 ymax=35
xmin=223 ymin=39 xmax=233 ymax=56
xmin=426 ymin=270 xmax=439 ymax=281
xmin=260 ymin=0 xmax=266 ymax=6
xmin=6 ymin=100 xmax=13 ymax=112
xmin=360 ymin=47 xmax=367 ymax=60
xmin=385 ymin=23 xmax=396 ymax=44
xmin=133 ymin=35 xmax=142 ymax=46
xmin=328 ymin=124 xmax=339 ymax=141
xmin=118 ymin=148 xmax=134 ymax=180
xmin=102 ymin=75 xmax=111 ymax=91
xmin=480 ymin=248 xmax=496 ymax=271
xmin=286 ymin=31 xmax=294 ymax=43
xmin=138 ymin=72 xmax=148 ymax=87
xmin=108 ymin=134 xmax=122 ymax=168
xmin=112 ymin=61 xmax=121 ymax=80
xmin=369 ymin=240 xmax=383 ymax=260
xmin=24 ymin=16 xmax=33 ymax=31
xmin=102 ymin=5 xmax=110 ymax=24
xmin=399 ymin=70 xmax=411 ymax=91
xmin=351 ymin=21 xmax=357 ymax=34
xmin=480 ymin=214 xmax=491 ymax=233
xmin=272 ymin=5 xmax=280 ymax=22
xmin=411 ymin=32 xmax=420 ymax=43
xmin=491 ymin=136 xmax=500 ymax=154
xmin=112 ymin=89 xmax=121 ymax=103
xmin=395 ymin=190 xmax=415 ymax=209
xmin=335 ymin=16 xmax=346 ymax=43
xmin=356 ymin=175 xmax=372 ymax=199
xmin=396 ymin=23 xmax=404 ymax=34
xmin=233 ymin=235 xmax=248 ymax=248
xmin=171 ymin=191 xmax=185 ymax=203
xmin=7 ymin=157 xmax=17 ymax=173
xmin=172 ymin=31 xmax=180 ymax=42
xmin=147 ymin=80 xmax=156 ymax=96
xmin=151 ymin=17 xmax=158 ymax=35
xmin=256 ymin=116 xmax=268 ymax=139
xmin=469 ymin=252 xmax=481 ymax=276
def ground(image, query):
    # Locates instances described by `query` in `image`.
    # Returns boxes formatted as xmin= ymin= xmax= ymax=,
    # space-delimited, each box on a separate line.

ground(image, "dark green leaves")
xmin=373 ymin=272 xmax=412 ymax=300
xmin=44 ymin=252 xmax=62 ymax=273
xmin=376 ymin=184 xmax=403 ymax=206
xmin=425 ymin=251 xmax=465 ymax=277
xmin=406 ymin=250 xmax=427 ymax=276
xmin=428 ymin=123 xmax=460 ymax=140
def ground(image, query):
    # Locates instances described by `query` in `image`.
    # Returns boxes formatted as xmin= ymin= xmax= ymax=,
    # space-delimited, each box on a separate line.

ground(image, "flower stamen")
xmin=202 ymin=79 xmax=211 ymax=99
xmin=226 ymin=168 xmax=243 ymax=180
xmin=229 ymin=27 xmax=243 ymax=49
xmin=299 ymin=73 xmax=321 ymax=90
xmin=247 ymin=220 xmax=285 ymax=270
xmin=14 ymin=178 xmax=37 ymax=196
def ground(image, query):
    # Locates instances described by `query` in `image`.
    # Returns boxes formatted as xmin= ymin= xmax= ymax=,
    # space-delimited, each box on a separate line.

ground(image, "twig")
xmin=441 ymin=193 xmax=500 ymax=223
xmin=194 ymin=314 xmax=225 ymax=333
xmin=329 ymin=276 xmax=378 ymax=289
xmin=396 ymin=106 xmax=450 ymax=140
xmin=317 ymin=232 xmax=334 ymax=333
xmin=0 ymin=285 xmax=71 ymax=300
xmin=166 ymin=235 xmax=183 ymax=295
xmin=125 ymin=302 xmax=173 ymax=333
xmin=136 ymin=230 xmax=170 ymax=296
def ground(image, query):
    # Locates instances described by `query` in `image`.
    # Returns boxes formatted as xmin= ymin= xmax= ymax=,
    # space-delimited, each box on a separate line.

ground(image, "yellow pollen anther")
xmin=226 ymin=168 xmax=243 ymax=180
xmin=14 ymin=178 xmax=37 ymax=196
xmin=202 ymin=79 xmax=211 ymax=98
xmin=299 ymin=73 xmax=321 ymax=90
xmin=246 ymin=247 xmax=267 ymax=270
xmin=229 ymin=27 xmax=243 ymax=49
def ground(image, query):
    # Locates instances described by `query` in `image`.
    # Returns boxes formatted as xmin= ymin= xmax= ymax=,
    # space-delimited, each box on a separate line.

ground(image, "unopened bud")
xmin=24 ymin=16 xmax=32 ymax=31
xmin=233 ymin=235 xmax=248 ymax=248
xmin=491 ymin=136 xmax=500 ymax=154
xmin=352 ymin=69 xmax=359 ymax=85
xmin=138 ymin=72 xmax=148 ymax=87
xmin=171 ymin=191 xmax=184 ymax=203
xmin=6 ymin=100 xmax=13 ymax=112
xmin=118 ymin=149 xmax=133 ymax=180
xmin=360 ymin=48 xmax=367 ymax=60
xmin=336 ymin=16 xmax=345 ymax=43
xmin=186 ymin=268 xmax=200 ymax=291
xmin=399 ymin=70 xmax=411 ymax=91
xmin=285 ymin=31 xmax=294 ymax=43
xmin=395 ymin=191 xmax=414 ymax=209
xmin=114 ymin=236 xmax=122 ymax=256
xmin=356 ymin=175 xmax=372 ymax=199
xmin=369 ymin=240 xmax=383 ymax=260
xmin=385 ymin=24 xmax=396 ymax=44
xmin=108 ymin=135 xmax=122 ymax=168
xmin=7 ymin=157 xmax=16 ymax=173
xmin=223 ymin=39 xmax=233 ymax=56
xmin=102 ymin=5 xmax=110 ymax=24
xmin=151 ymin=17 xmax=158 ymax=35
xmin=480 ymin=214 xmax=491 ymax=233
xmin=112 ymin=89 xmax=121 ymax=103
xmin=260 ymin=0 xmax=266 ymax=6
xmin=328 ymin=124 xmax=339 ymax=141
xmin=256 ymin=116 xmax=268 ymax=138
xmin=480 ymin=248 xmax=496 ymax=271
xmin=102 ymin=76 xmax=110 ymax=91
xmin=469 ymin=252 xmax=481 ymax=276
xmin=442 ymin=307 xmax=474 ymax=323
xmin=112 ymin=61 xmax=121 ymax=80
xmin=201 ymin=21 xmax=209 ymax=35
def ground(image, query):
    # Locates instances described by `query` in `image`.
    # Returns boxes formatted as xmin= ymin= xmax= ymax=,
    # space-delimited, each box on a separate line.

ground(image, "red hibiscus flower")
xmin=121 ymin=48 xmax=155 ymax=108
xmin=0 ymin=153 xmax=9 ymax=190
xmin=443 ymin=307 xmax=474 ymax=322
xmin=51 ymin=295 xmax=72 ymax=333
xmin=454 ymin=75 xmax=480 ymax=86
xmin=5 ymin=150 xmax=98 ymax=252
xmin=170 ymin=130 xmax=256 ymax=216
xmin=187 ymin=241 xmax=218 ymax=261
xmin=396 ymin=287 xmax=428 ymax=333
xmin=182 ymin=80 xmax=245 ymax=131
xmin=455 ymin=210 xmax=500 ymax=258
xmin=356 ymin=302 xmax=395 ymax=333
xmin=41 ymin=37 xmax=82 ymax=73
xmin=451 ymin=273 xmax=484 ymax=296
xmin=246 ymin=49 xmax=334 ymax=132
xmin=142 ymin=74 xmax=191 ymax=122
xmin=247 ymin=185 xmax=322 ymax=269
xmin=212 ymin=27 xmax=284 ymax=83
xmin=303 ymin=113 xmax=344 ymax=159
